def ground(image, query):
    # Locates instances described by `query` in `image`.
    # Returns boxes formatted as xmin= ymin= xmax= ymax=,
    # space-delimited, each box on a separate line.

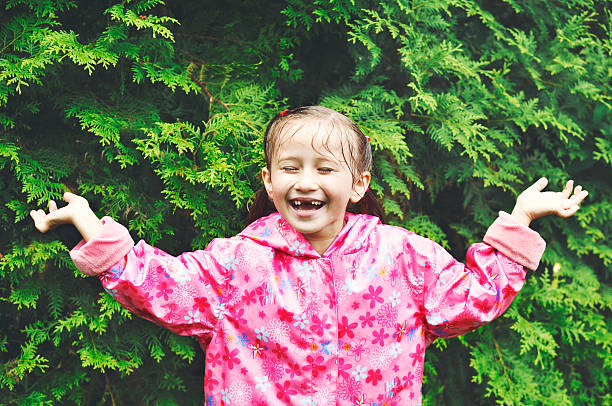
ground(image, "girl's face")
xmin=262 ymin=121 xmax=370 ymax=254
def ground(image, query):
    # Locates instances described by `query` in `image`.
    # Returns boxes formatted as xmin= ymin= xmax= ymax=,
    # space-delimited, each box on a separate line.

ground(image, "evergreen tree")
xmin=1 ymin=0 xmax=609 ymax=404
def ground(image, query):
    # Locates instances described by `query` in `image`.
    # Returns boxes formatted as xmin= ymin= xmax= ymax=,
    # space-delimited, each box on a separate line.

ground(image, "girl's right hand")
xmin=30 ymin=192 xmax=91 ymax=233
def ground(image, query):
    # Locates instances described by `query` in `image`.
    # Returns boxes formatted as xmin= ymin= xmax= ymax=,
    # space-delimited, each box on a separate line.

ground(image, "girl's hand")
xmin=30 ymin=192 xmax=89 ymax=233
xmin=30 ymin=192 xmax=102 ymax=241
xmin=511 ymin=178 xmax=589 ymax=226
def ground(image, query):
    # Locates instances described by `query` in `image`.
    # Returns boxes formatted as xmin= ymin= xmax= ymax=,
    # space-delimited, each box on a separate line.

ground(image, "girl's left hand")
xmin=511 ymin=178 xmax=589 ymax=226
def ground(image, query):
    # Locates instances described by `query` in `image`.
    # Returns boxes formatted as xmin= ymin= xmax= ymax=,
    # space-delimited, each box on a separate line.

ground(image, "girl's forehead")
xmin=275 ymin=120 xmax=350 ymax=156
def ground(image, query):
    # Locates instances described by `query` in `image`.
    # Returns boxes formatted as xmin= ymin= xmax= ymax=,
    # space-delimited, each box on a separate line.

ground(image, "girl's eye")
xmin=319 ymin=168 xmax=334 ymax=173
xmin=282 ymin=167 xmax=298 ymax=172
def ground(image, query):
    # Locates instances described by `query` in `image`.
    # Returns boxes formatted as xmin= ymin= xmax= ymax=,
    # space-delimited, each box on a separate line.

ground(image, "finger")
xmin=49 ymin=200 xmax=57 ymax=212
xmin=559 ymin=180 xmax=573 ymax=199
xmin=63 ymin=191 xmax=76 ymax=202
xmin=559 ymin=205 xmax=580 ymax=218
xmin=574 ymin=185 xmax=582 ymax=195
xmin=530 ymin=177 xmax=548 ymax=192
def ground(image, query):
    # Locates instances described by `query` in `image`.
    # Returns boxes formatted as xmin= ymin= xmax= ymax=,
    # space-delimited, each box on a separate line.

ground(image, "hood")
xmin=237 ymin=212 xmax=382 ymax=258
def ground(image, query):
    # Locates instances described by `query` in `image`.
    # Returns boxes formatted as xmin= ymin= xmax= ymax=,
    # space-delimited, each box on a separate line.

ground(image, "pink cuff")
xmin=483 ymin=211 xmax=546 ymax=270
xmin=69 ymin=216 xmax=135 ymax=276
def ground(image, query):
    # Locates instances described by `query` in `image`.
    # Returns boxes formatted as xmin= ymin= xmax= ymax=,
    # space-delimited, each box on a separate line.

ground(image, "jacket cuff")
xmin=69 ymin=216 xmax=135 ymax=276
xmin=483 ymin=211 xmax=546 ymax=271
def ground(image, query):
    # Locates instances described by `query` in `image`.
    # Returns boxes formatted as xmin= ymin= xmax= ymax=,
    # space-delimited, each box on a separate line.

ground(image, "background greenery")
xmin=1 ymin=0 xmax=610 ymax=404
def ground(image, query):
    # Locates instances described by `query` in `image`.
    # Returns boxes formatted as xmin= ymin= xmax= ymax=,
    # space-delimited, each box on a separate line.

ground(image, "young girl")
xmin=31 ymin=106 xmax=588 ymax=406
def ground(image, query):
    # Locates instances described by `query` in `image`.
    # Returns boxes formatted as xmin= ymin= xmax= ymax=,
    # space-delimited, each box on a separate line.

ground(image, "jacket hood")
xmin=237 ymin=212 xmax=382 ymax=258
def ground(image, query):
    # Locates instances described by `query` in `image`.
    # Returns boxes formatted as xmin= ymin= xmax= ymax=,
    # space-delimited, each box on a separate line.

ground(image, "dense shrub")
xmin=1 ymin=0 xmax=609 ymax=404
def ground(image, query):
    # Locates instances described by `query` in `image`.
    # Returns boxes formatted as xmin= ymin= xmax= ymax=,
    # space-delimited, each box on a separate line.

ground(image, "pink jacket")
xmin=70 ymin=211 xmax=545 ymax=406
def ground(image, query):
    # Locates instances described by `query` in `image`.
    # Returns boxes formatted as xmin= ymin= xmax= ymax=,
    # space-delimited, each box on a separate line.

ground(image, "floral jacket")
xmin=70 ymin=211 xmax=545 ymax=406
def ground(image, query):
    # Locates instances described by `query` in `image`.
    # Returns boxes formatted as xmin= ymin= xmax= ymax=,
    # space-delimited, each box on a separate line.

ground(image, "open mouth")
xmin=289 ymin=199 xmax=326 ymax=211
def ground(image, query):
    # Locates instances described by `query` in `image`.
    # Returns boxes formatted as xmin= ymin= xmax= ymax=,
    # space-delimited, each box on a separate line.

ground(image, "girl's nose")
xmin=294 ymin=170 xmax=318 ymax=191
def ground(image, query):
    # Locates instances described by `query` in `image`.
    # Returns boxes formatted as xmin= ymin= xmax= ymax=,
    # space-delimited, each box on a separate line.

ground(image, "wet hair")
xmin=246 ymin=106 xmax=384 ymax=224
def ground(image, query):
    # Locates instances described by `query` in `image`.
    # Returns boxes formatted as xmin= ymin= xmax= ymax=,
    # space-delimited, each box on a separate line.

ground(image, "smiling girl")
xmin=31 ymin=106 xmax=588 ymax=405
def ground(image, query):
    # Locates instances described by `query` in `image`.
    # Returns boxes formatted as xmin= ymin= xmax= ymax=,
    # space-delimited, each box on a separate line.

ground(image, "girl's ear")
xmin=261 ymin=168 xmax=273 ymax=200
xmin=350 ymin=171 xmax=371 ymax=203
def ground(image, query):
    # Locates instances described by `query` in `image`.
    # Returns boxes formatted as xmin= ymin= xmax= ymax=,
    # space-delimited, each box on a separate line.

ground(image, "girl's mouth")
xmin=289 ymin=199 xmax=326 ymax=211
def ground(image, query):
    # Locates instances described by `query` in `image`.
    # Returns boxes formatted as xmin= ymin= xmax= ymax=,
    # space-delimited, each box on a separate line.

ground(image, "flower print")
xmin=338 ymin=377 xmax=363 ymax=400
xmin=366 ymin=266 xmax=379 ymax=280
xmin=223 ymin=255 xmax=239 ymax=271
xmin=242 ymin=288 xmax=257 ymax=305
xmin=207 ymin=351 xmax=222 ymax=368
xmin=351 ymin=365 xmax=367 ymax=381
xmin=270 ymin=343 xmax=289 ymax=360
xmin=285 ymin=361 xmax=302 ymax=378
xmin=351 ymin=301 xmax=360 ymax=310
xmin=353 ymin=394 xmax=367 ymax=406
xmin=205 ymin=374 xmax=219 ymax=392
xmin=338 ymin=316 xmax=358 ymax=339
xmin=386 ymin=267 xmax=401 ymax=286
xmin=275 ymin=380 xmax=297 ymax=403
xmin=300 ymin=396 xmax=316 ymax=406
xmin=263 ymin=358 xmax=285 ymax=382
xmin=389 ymin=342 xmax=403 ymax=358
xmin=277 ymin=308 xmax=294 ymax=323
xmin=296 ymin=262 xmax=313 ymax=279
xmin=310 ymin=314 xmax=331 ymax=336
xmin=229 ymin=381 xmax=253 ymax=405
xmin=359 ymin=311 xmax=375 ymax=328
xmin=324 ymin=291 xmax=336 ymax=310
xmin=184 ymin=310 xmax=200 ymax=324
xmin=193 ymin=297 xmax=211 ymax=313
xmin=255 ymin=376 xmax=271 ymax=392
xmin=385 ymin=377 xmax=398 ymax=398
xmin=302 ymin=354 xmax=326 ymax=378
xmin=229 ymin=307 xmax=248 ymax=325
xmin=293 ymin=313 xmax=310 ymax=329
xmin=393 ymin=321 xmax=407 ymax=342
xmin=289 ymin=241 xmax=306 ymax=255
xmin=366 ymin=369 xmax=383 ymax=386
xmin=319 ymin=340 xmax=331 ymax=355
xmin=205 ymin=394 xmax=215 ymax=405
xmin=109 ymin=263 xmax=124 ymax=279
xmin=406 ymin=327 xmax=417 ymax=341
xmin=401 ymin=371 xmax=415 ymax=387
xmin=342 ymin=276 xmax=358 ymax=294
xmin=337 ymin=357 xmax=353 ymax=380
xmin=255 ymin=326 xmax=270 ymax=342
xmin=389 ymin=290 xmax=400 ymax=306
xmin=237 ymin=334 xmax=250 ymax=347
xmin=350 ymin=339 xmax=370 ymax=362
xmin=214 ymin=302 xmax=228 ymax=320
xmin=371 ymin=328 xmax=389 ymax=346
xmin=280 ymin=276 xmax=293 ymax=290
xmin=376 ymin=303 xmax=398 ymax=328
xmin=294 ymin=279 xmax=305 ymax=298
xmin=259 ymin=227 xmax=272 ymax=238
xmin=249 ymin=342 xmax=265 ymax=358
xmin=155 ymin=281 xmax=174 ymax=300
xmin=371 ymin=346 xmax=394 ymax=369
xmin=363 ymin=285 xmax=384 ymax=309
xmin=221 ymin=388 xmax=231 ymax=403
xmin=223 ymin=348 xmax=241 ymax=369
xmin=410 ymin=344 xmax=424 ymax=366
xmin=265 ymin=319 xmax=290 ymax=344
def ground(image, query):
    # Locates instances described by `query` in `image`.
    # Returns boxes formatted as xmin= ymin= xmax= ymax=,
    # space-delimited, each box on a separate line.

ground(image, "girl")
xmin=31 ymin=106 xmax=588 ymax=405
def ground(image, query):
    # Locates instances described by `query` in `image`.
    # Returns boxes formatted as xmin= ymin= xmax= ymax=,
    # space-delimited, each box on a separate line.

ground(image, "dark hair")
xmin=246 ymin=106 xmax=384 ymax=224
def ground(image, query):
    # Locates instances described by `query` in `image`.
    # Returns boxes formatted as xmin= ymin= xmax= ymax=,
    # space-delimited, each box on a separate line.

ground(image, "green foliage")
xmin=1 ymin=0 xmax=610 ymax=405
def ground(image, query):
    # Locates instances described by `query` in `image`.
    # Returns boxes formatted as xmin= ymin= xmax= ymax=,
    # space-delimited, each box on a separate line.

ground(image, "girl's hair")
xmin=246 ymin=106 xmax=384 ymax=224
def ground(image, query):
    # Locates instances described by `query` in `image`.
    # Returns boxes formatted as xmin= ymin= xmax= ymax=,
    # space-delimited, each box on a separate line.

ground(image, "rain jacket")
xmin=70 ymin=211 xmax=545 ymax=406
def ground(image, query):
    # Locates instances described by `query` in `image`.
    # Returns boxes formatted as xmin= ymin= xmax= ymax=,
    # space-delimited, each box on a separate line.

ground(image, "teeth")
xmin=294 ymin=201 xmax=302 ymax=206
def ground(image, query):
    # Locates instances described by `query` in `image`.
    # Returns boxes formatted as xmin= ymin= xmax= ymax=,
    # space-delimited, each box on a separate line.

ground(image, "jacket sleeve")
xmin=69 ymin=216 xmax=234 ymax=337
xmin=416 ymin=211 xmax=546 ymax=341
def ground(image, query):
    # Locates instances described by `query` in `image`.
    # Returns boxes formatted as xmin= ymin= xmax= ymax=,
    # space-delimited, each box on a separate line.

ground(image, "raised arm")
xmin=421 ymin=178 xmax=588 ymax=341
